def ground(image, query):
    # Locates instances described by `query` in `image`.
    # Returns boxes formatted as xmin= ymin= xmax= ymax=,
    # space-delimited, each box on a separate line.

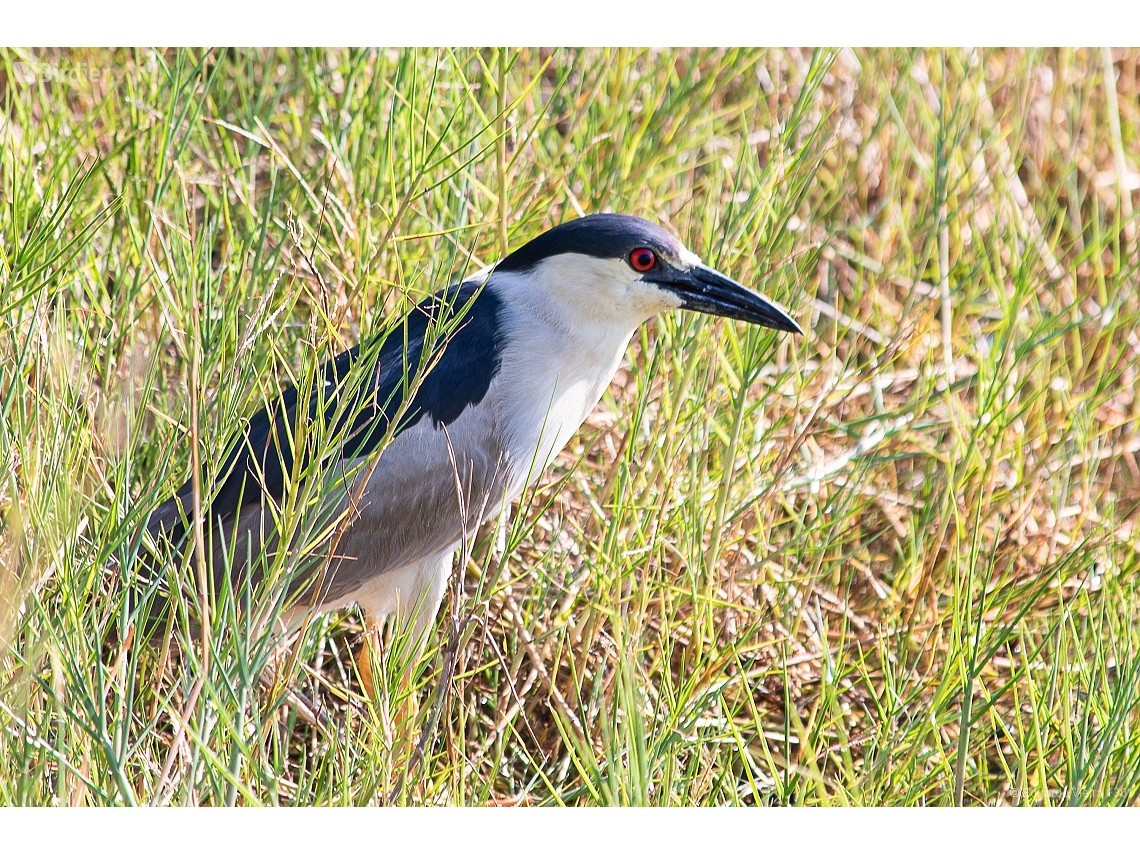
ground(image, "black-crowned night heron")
xmin=138 ymin=213 xmax=801 ymax=681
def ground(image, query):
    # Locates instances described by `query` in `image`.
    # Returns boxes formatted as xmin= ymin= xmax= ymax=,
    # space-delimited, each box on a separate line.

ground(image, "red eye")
xmin=629 ymin=247 xmax=657 ymax=272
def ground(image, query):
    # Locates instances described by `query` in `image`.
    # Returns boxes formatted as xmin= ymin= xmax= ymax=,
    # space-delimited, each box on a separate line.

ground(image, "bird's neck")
xmin=487 ymin=273 xmax=642 ymax=495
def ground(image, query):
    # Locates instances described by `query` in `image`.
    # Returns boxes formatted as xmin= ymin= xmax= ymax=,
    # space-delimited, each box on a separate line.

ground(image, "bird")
xmin=136 ymin=213 xmax=801 ymax=682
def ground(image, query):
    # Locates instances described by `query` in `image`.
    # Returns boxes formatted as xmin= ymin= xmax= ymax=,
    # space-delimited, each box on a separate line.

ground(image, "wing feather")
xmin=138 ymin=279 xmax=506 ymax=613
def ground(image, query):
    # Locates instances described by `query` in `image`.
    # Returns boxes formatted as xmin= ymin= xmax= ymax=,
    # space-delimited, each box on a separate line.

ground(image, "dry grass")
xmin=3 ymin=47 xmax=1140 ymax=805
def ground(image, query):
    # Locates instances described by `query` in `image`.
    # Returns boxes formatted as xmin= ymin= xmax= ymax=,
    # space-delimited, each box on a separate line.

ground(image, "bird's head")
xmin=493 ymin=213 xmax=802 ymax=335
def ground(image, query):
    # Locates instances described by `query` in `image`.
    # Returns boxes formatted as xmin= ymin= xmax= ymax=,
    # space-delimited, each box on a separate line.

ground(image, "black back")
xmin=145 ymin=280 xmax=505 ymax=551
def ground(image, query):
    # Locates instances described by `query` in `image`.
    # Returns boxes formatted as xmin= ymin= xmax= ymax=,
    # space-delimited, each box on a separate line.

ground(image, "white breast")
xmin=488 ymin=277 xmax=643 ymax=502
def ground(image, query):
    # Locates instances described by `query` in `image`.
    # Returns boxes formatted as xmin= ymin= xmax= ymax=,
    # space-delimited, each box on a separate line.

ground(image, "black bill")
xmin=654 ymin=264 xmax=802 ymax=334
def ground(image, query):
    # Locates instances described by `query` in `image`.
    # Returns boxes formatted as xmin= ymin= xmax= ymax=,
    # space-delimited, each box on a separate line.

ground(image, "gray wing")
xmin=137 ymin=281 xmax=507 ymax=618
xmin=263 ymin=398 xmax=514 ymax=608
xmin=143 ymin=280 xmax=504 ymax=566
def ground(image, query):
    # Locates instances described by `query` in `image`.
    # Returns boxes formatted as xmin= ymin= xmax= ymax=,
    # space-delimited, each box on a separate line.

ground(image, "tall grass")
xmin=2 ymin=47 xmax=1140 ymax=805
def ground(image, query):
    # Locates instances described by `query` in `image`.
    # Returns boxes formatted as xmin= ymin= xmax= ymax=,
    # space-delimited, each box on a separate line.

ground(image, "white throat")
xmin=484 ymin=254 xmax=682 ymax=497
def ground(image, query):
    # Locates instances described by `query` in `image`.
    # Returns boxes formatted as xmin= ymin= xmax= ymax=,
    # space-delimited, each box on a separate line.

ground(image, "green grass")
xmin=3 ymin=46 xmax=1140 ymax=805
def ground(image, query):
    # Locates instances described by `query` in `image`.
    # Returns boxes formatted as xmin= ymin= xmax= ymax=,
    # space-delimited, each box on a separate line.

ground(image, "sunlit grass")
xmin=3 ymin=47 xmax=1140 ymax=805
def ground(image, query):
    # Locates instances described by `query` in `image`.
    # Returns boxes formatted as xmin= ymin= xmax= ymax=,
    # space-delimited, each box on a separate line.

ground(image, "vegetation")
xmin=3 ymin=47 xmax=1140 ymax=805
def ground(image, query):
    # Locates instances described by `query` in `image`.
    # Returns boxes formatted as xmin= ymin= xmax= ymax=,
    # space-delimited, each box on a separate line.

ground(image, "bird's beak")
xmin=656 ymin=264 xmax=802 ymax=334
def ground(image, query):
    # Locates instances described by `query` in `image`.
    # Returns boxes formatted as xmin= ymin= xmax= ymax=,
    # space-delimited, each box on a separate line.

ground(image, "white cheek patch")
xmin=648 ymin=283 xmax=684 ymax=310
xmin=679 ymin=248 xmax=703 ymax=268
xmin=500 ymin=252 xmax=690 ymax=326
